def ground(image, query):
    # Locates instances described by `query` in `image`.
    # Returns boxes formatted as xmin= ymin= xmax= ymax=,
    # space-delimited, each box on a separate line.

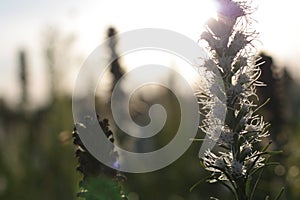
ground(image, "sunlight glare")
xmin=113 ymin=0 xmax=217 ymax=85
xmin=73 ymin=0 xmax=218 ymax=98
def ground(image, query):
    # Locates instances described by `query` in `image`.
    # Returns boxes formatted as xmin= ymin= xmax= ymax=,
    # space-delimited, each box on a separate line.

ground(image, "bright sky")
xmin=1 ymin=0 xmax=300 ymax=106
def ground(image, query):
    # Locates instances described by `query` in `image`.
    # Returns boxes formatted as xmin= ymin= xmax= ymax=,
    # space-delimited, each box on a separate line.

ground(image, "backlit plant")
xmin=197 ymin=0 xmax=283 ymax=199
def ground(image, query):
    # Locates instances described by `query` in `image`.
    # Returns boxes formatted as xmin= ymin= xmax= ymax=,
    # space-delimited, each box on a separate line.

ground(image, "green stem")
xmin=236 ymin=177 xmax=248 ymax=200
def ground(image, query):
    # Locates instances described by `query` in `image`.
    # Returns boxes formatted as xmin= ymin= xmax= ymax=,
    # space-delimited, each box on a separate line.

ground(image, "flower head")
xmin=215 ymin=0 xmax=246 ymax=19
xmin=198 ymin=0 xmax=272 ymax=199
xmin=231 ymin=158 xmax=246 ymax=177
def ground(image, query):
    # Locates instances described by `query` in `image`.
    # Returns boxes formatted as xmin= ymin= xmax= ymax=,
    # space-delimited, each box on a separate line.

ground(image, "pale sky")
xmin=1 ymin=0 xmax=300 ymax=106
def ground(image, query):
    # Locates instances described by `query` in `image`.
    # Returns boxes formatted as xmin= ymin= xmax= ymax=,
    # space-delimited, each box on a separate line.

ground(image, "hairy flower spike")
xmin=198 ymin=1 xmax=273 ymax=199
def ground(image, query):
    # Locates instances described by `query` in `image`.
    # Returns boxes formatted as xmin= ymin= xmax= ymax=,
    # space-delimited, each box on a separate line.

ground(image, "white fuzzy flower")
xmin=231 ymin=158 xmax=246 ymax=177
xmin=215 ymin=157 xmax=227 ymax=169
xmin=245 ymin=116 xmax=265 ymax=132
xmin=199 ymin=1 xmax=271 ymax=198
xmin=219 ymin=128 xmax=235 ymax=145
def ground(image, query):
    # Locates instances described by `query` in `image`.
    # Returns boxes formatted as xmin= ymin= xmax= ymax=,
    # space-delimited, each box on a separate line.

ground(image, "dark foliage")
xmin=73 ymin=116 xmax=127 ymax=200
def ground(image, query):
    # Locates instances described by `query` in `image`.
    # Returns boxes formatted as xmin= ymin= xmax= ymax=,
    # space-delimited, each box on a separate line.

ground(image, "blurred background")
xmin=1 ymin=0 xmax=300 ymax=199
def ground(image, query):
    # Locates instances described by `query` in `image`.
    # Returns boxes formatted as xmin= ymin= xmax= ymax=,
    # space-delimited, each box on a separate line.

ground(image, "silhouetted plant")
xmin=73 ymin=116 xmax=127 ymax=200
xmin=256 ymin=53 xmax=289 ymax=148
xmin=107 ymin=27 xmax=124 ymax=92
xmin=18 ymin=49 xmax=28 ymax=107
